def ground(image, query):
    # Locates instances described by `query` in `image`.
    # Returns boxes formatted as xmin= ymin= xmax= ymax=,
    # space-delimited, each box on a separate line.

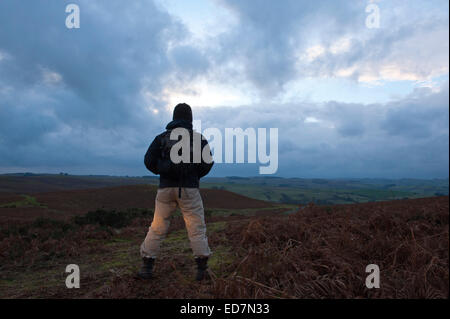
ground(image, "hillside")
xmin=0 ymin=185 xmax=274 ymax=222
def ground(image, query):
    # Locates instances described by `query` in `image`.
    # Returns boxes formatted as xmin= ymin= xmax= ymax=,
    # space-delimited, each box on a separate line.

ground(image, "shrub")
xmin=73 ymin=208 xmax=153 ymax=228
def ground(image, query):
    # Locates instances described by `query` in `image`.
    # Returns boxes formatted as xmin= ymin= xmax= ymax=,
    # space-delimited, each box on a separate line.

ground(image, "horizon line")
xmin=1 ymin=172 xmax=449 ymax=181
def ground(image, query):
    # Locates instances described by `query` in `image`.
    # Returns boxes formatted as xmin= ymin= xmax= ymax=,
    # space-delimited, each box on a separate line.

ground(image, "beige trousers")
xmin=140 ymin=187 xmax=211 ymax=258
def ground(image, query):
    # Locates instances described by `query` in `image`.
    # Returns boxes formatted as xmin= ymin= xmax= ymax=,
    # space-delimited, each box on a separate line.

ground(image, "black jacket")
xmin=144 ymin=119 xmax=214 ymax=188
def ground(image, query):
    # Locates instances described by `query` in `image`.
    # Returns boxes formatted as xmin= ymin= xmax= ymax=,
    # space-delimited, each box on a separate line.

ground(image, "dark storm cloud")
xmin=0 ymin=0 xmax=179 ymax=126
xmin=382 ymin=87 xmax=449 ymax=139
xmin=0 ymin=0 xmax=188 ymax=172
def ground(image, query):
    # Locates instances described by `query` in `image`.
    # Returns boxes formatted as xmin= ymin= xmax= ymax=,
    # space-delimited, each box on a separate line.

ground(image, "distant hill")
xmin=0 ymin=174 xmax=448 ymax=205
xmin=0 ymin=174 xmax=158 ymax=193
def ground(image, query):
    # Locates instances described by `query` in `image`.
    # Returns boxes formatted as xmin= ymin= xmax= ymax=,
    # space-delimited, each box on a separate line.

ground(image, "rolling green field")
xmin=201 ymin=176 xmax=449 ymax=205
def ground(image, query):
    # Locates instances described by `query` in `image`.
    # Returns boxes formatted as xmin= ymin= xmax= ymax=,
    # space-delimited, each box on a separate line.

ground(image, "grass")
xmin=209 ymin=245 xmax=234 ymax=275
xmin=0 ymin=215 xmax=239 ymax=298
xmin=1 ymin=195 xmax=447 ymax=298
xmin=205 ymin=205 xmax=293 ymax=218
xmin=0 ymin=195 xmax=47 ymax=208
xmin=73 ymin=208 xmax=153 ymax=228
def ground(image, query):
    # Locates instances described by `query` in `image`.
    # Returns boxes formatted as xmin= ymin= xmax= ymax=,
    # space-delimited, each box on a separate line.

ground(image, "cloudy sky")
xmin=0 ymin=0 xmax=448 ymax=178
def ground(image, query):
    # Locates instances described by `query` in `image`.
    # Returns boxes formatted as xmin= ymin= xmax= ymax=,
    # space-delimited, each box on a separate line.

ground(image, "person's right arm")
xmin=144 ymin=136 xmax=161 ymax=175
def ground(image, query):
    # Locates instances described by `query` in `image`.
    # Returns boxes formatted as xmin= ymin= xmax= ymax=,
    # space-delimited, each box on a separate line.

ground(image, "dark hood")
xmin=166 ymin=119 xmax=193 ymax=130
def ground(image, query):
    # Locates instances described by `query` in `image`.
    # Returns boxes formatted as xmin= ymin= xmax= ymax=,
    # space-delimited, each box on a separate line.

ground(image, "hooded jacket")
xmin=144 ymin=119 xmax=214 ymax=188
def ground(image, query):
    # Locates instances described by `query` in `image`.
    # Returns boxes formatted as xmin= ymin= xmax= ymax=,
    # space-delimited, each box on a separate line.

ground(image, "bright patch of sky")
xmin=156 ymin=0 xmax=449 ymax=106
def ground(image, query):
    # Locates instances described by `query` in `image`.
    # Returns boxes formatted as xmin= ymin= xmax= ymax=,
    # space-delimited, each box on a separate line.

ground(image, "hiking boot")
xmin=195 ymin=256 xmax=209 ymax=281
xmin=137 ymin=257 xmax=155 ymax=280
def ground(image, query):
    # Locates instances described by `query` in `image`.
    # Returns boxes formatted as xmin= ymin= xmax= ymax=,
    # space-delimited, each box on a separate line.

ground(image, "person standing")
xmin=138 ymin=103 xmax=214 ymax=281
